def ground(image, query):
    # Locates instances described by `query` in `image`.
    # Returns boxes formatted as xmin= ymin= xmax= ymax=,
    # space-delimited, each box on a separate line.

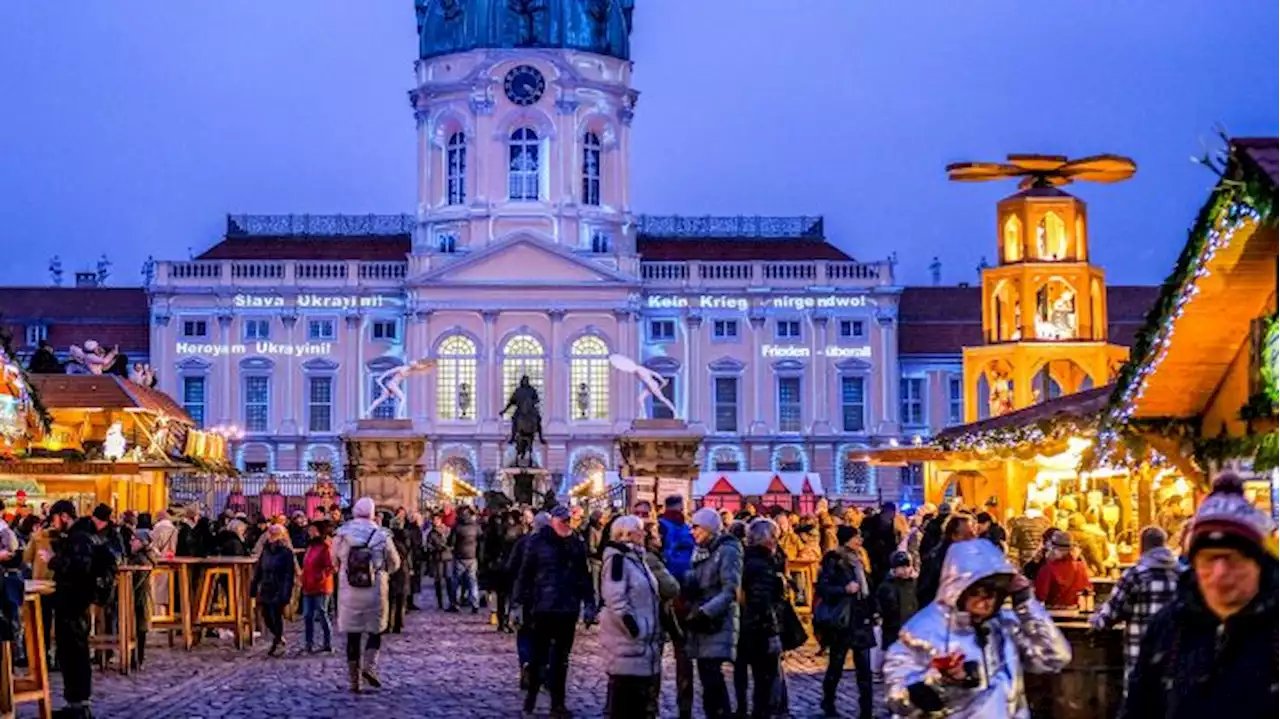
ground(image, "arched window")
xmin=441 ymin=455 xmax=477 ymax=496
xmin=446 ymin=131 xmax=467 ymax=206
xmin=502 ymin=334 xmax=545 ymax=402
xmin=773 ymin=445 xmax=806 ymax=472
xmin=708 ymin=446 xmax=742 ymax=472
xmin=1036 ymin=211 xmax=1067 ymax=260
xmin=569 ymin=335 xmax=610 ymax=420
xmin=1003 ymin=214 xmax=1022 ymax=262
xmin=437 ymin=335 xmax=478 ymax=420
xmin=508 ymin=127 xmax=540 ymax=201
xmin=1074 ymin=215 xmax=1086 ymax=260
xmin=841 ymin=457 xmax=872 ymax=495
xmin=572 ymin=453 xmax=607 ymax=493
xmin=582 ymin=131 xmax=602 ymax=206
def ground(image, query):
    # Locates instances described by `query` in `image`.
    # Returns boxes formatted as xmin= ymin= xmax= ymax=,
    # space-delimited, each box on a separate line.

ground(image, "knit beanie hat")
xmin=1188 ymin=474 xmax=1278 ymax=563
xmin=836 ymin=525 xmax=859 ymax=546
xmin=691 ymin=507 xmax=722 ymax=534
xmin=92 ymin=504 xmax=113 ymax=522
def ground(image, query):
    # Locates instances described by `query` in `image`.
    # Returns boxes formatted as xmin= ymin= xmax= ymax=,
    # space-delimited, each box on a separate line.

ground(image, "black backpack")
xmin=89 ymin=537 xmax=119 ymax=606
xmin=346 ymin=528 xmax=379 ymax=589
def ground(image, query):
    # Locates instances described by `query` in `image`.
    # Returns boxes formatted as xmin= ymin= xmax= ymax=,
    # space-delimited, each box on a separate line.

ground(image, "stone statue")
xmin=366 ymin=358 xmax=436 ymax=418
xmin=141 ymin=255 xmax=157 ymax=286
xmin=68 ymin=340 xmax=118 ymax=375
xmin=96 ymin=254 xmax=112 ymax=286
xmin=608 ymin=353 xmax=679 ymax=420
xmin=501 ymin=375 xmax=547 ymax=468
xmin=49 ymin=256 xmax=63 ymax=287
xmin=457 ymin=381 xmax=472 ymax=419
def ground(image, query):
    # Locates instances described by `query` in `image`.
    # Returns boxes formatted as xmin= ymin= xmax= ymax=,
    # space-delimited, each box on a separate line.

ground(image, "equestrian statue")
xmin=501 ymin=375 xmax=547 ymax=469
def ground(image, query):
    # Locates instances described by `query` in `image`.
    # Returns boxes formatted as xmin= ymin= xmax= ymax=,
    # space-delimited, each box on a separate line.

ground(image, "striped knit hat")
xmin=1188 ymin=473 xmax=1278 ymax=562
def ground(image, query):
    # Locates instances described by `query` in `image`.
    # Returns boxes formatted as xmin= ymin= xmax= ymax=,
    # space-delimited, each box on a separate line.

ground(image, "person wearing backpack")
xmin=45 ymin=500 xmax=103 ymax=719
xmin=656 ymin=494 xmax=696 ymax=719
xmin=332 ymin=497 xmax=401 ymax=693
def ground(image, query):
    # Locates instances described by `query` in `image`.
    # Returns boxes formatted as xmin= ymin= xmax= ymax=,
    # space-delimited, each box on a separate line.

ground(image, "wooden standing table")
xmin=0 ymin=580 xmax=54 ymax=719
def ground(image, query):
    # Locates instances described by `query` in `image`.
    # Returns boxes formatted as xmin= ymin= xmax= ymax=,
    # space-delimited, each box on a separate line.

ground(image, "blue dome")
xmin=415 ymin=0 xmax=634 ymax=62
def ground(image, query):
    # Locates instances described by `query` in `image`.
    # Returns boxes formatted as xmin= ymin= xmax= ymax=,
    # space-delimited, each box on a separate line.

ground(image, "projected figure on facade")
xmin=366 ymin=358 xmax=436 ymax=419
xmin=608 ymin=353 xmax=679 ymax=420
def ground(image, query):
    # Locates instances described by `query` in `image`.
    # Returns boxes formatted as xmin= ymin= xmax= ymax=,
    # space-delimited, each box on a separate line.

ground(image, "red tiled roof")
xmin=0 ymin=288 xmax=148 ymax=322
xmin=637 ymin=237 xmax=853 ymax=261
xmin=29 ymin=375 xmax=192 ymax=424
xmin=1233 ymin=137 xmax=1278 ymax=185
xmin=935 ymin=385 xmax=1113 ymax=441
xmin=197 ymin=236 xmax=411 ymax=261
xmin=899 ymin=285 xmax=1160 ymax=355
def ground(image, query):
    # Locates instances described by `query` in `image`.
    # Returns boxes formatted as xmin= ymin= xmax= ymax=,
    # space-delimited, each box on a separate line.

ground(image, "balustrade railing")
xmin=359 ymin=261 xmax=408 ymax=280
xmin=295 ymin=261 xmax=349 ymax=281
xmin=230 ymin=261 xmax=284 ymax=280
xmin=640 ymin=259 xmax=891 ymax=287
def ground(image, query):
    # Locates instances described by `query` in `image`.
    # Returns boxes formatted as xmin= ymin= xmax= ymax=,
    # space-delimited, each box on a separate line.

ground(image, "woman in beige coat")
xmin=332 ymin=498 xmax=400 ymax=693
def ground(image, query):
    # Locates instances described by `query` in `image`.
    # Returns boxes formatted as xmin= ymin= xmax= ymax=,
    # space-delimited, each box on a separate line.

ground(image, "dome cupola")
xmin=415 ymin=0 xmax=635 ymax=62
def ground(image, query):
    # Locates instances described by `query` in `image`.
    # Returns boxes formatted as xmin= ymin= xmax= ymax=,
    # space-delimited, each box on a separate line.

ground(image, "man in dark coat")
xmin=815 ymin=526 xmax=878 ymax=718
xmin=862 ymin=501 xmax=901 ymax=587
xmin=1125 ymin=475 xmax=1278 ymax=718
xmin=916 ymin=513 xmax=975 ymax=606
xmin=449 ymin=506 xmax=482 ymax=612
xmin=27 ymin=340 xmax=62 ymax=374
xmin=47 ymin=500 xmax=103 ymax=719
xmin=918 ymin=501 xmax=952 ymax=560
xmin=405 ymin=512 xmax=426 ymax=611
xmin=511 ymin=506 xmax=595 ymax=717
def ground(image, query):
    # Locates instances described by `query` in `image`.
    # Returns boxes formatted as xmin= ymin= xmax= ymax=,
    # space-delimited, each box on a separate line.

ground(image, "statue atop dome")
xmin=416 ymin=0 xmax=634 ymax=62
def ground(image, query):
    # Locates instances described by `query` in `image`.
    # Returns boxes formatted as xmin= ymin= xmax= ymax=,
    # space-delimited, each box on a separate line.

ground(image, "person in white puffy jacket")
xmin=599 ymin=515 xmax=662 ymax=719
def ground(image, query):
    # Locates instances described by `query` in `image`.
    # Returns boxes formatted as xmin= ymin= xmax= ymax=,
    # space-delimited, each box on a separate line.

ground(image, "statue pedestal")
xmin=497 ymin=466 xmax=554 ymax=507
xmin=341 ymin=419 xmax=425 ymax=512
xmin=617 ymin=419 xmax=704 ymax=511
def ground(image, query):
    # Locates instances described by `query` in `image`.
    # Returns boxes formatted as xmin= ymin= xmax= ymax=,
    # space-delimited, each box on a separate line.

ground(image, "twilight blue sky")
xmin=0 ymin=1 xmax=1275 ymax=288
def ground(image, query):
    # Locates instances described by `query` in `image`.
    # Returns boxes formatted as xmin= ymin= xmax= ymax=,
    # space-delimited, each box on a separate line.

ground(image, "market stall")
xmin=693 ymin=471 xmax=824 ymax=515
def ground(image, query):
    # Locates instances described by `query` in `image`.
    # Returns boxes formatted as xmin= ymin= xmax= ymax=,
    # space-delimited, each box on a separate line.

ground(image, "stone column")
xmin=345 ymin=314 xmax=363 ymax=422
xmin=482 ymin=310 xmax=500 ymax=426
xmin=612 ymin=309 xmax=634 ymax=429
xmin=217 ymin=313 xmax=233 ymax=426
xmin=279 ymin=313 xmax=299 ymax=435
xmin=748 ymin=312 xmax=767 ymax=435
xmin=409 ymin=308 xmax=432 ymax=425
xmin=876 ymin=306 xmax=900 ymax=436
xmin=548 ymin=309 xmax=566 ymax=428
xmin=812 ymin=314 xmax=832 ymax=435
xmin=685 ymin=313 xmax=703 ymax=428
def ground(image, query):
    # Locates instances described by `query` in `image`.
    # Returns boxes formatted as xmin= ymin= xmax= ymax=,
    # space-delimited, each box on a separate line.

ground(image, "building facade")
xmin=142 ymin=3 xmax=911 ymax=500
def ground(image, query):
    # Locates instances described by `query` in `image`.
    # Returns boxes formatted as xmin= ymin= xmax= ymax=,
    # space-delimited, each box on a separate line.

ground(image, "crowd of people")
xmin=5 ymin=470 xmax=1274 ymax=718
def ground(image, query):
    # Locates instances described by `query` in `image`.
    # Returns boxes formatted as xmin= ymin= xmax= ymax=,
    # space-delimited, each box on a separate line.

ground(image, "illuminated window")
xmin=182 ymin=376 xmax=206 ymax=428
xmin=244 ymin=376 xmax=270 ymax=433
xmin=840 ymin=376 xmax=865 ymax=432
xmin=1003 ymin=214 xmax=1022 ymax=262
xmin=714 ymin=377 xmax=738 ymax=432
xmin=308 ymin=376 xmax=333 ymax=432
xmin=777 ymin=376 xmax=802 ymax=432
xmin=582 ymin=132 xmax=602 ymax=206
xmin=447 ymin=131 xmax=466 ymax=206
xmin=436 ymin=335 xmax=478 ymax=420
xmin=243 ymin=319 xmax=270 ymax=341
xmin=502 ymin=334 xmax=545 ymax=405
xmin=569 ymin=335 xmax=610 ymax=420
xmin=572 ymin=453 xmax=606 ymax=491
xmin=842 ymin=458 xmax=871 ymax=494
xmin=709 ymin=446 xmax=741 ymax=471
xmin=508 ymin=127 xmax=540 ymax=201
xmin=774 ymin=445 xmax=805 ymax=472
xmin=1036 ymin=211 xmax=1067 ymax=259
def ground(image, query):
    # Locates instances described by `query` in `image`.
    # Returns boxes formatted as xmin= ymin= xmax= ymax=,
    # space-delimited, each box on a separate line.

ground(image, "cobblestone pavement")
xmin=23 ymin=594 xmax=887 ymax=718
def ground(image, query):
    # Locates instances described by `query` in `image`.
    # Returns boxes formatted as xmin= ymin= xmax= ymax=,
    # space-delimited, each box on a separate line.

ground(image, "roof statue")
xmin=416 ymin=0 xmax=634 ymax=62
xmin=946 ymin=154 xmax=1137 ymax=190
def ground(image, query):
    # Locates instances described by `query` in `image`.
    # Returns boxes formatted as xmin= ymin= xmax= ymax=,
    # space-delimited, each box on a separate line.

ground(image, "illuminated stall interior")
xmin=1098 ymin=137 xmax=1278 ymax=518
xmin=863 ymin=386 xmax=1194 ymax=566
xmin=6 ymin=375 xmax=230 ymax=515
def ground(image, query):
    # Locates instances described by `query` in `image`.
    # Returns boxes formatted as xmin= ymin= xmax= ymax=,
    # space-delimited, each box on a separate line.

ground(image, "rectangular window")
xmin=648 ymin=320 xmax=676 ymax=343
xmin=713 ymin=377 xmax=738 ymax=433
xmin=447 ymin=133 xmax=467 ymax=206
xmin=243 ymin=376 xmax=269 ymax=433
xmin=182 ymin=319 xmax=208 ymax=338
xmin=308 ymin=376 xmax=333 ymax=433
xmin=839 ymin=320 xmax=865 ymax=339
xmin=713 ymin=460 xmax=740 ymax=472
xmin=437 ymin=233 xmax=458 ymax=253
xmin=308 ymin=319 xmax=335 ymax=341
xmin=650 ymin=375 xmax=677 ymax=420
xmin=370 ymin=375 xmax=398 ymax=419
xmin=371 ymin=320 xmax=399 ymax=342
xmin=777 ymin=376 xmax=802 ymax=433
xmin=901 ymin=377 xmax=925 ymax=427
xmin=948 ymin=376 xmax=963 ymax=425
xmin=841 ymin=376 xmax=866 ymax=433
xmin=182 ymin=376 xmax=206 ymax=428
xmin=582 ymin=133 xmax=602 ymax=206
xmin=243 ymin=462 xmax=268 ymax=475
xmin=712 ymin=319 xmax=739 ymax=340
xmin=243 ymin=319 xmax=270 ymax=341
xmin=24 ymin=325 xmax=47 ymax=346
xmin=775 ymin=320 xmax=801 ymax=340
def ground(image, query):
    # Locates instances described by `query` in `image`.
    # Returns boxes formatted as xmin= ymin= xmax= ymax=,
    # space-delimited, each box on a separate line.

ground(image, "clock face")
xmin=503 ymin=65 xmax=546 ymax=107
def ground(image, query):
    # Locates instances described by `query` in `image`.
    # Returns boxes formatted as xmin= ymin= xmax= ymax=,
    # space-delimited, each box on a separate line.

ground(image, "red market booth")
xmin=695 ymin=472 xmax=824 ymax=515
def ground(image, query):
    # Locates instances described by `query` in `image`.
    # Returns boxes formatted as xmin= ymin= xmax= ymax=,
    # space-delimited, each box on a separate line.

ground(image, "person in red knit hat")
xmin=1033 ymin=530 xmax=1091 ymax=609
xmin=1124 ymin=473 xmax=1278 ymax=718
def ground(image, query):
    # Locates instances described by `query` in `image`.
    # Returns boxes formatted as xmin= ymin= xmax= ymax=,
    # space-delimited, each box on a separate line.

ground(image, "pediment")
xmin=412 ymin=236 xmax=635 ymax=286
